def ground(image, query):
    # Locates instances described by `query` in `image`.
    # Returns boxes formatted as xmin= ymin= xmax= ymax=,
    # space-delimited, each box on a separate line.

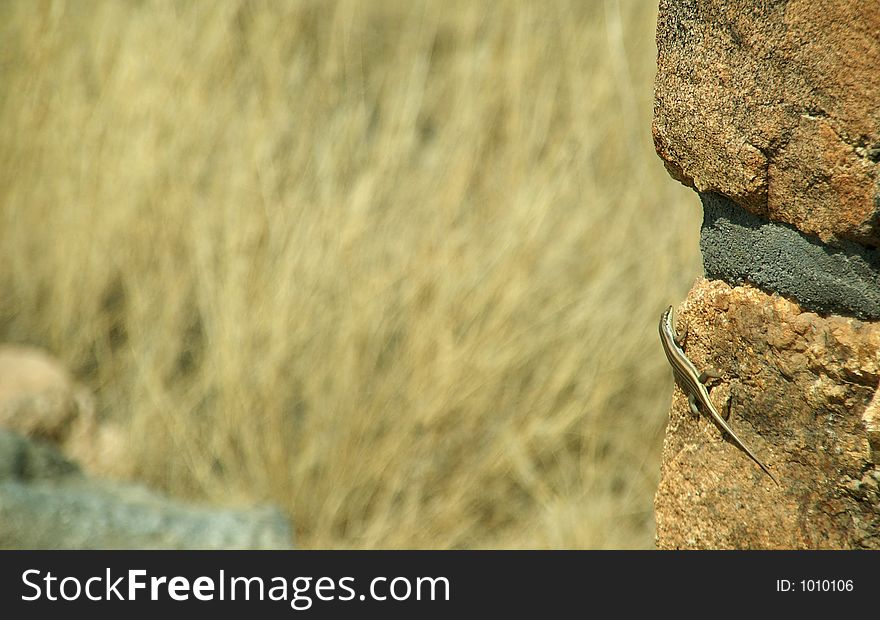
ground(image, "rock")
xmin=0 ymin=430 xmax=80 ymax=482
xmin=653 ymin=0 xmax=880 ymax=246
xmin=0 ymin=430 xmax=293 ymax=550
xmin=653 ymin=0 xmax=880 ymax=549
xmin=864 ymin=389 xmax=880 ymax=465
xmin=654 ymin=280 xmax=880 ymax=549
xmin=699 ymin=192 xmax=880 ymax=320
xmin=0 ymin=348 xmax=292 ymax=548
xmin=0 ymin=344 xmax=90 ymax=442
xmin=0 ymin=344 xmax=124 ymax=476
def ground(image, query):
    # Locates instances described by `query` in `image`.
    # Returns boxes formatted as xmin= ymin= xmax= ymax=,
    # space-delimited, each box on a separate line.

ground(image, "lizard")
xmin=659 ymin=305 xmax=778 ymax=485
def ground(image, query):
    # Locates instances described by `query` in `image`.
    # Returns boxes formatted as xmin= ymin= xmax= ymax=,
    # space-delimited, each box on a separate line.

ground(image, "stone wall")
xmin=653 ymin=0 xmax=880 ymax=548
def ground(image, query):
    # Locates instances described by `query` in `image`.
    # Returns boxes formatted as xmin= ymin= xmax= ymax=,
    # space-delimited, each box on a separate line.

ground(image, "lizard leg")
xmin=698 ymin=368 xmax=724 ymax=392
xmin=723 ymin=383 xmax=737 ymax=421
xmin=674 ymin=319 xmax=688 ymax=348
xmin=687 ymin=393 xmax=700 ymax=417
xmin=698 ymin=368 xmax=722 ymax=383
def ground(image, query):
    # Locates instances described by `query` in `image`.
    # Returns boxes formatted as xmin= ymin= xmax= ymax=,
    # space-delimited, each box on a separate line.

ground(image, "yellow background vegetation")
xmin=0 ymin=0 xmax=700 ymax=548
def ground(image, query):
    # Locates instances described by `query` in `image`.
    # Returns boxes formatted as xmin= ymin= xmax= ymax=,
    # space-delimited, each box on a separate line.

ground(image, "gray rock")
xmin=0 ymin=430 xmax=293 ymax=549
xmin=0 ymin=430 xmax=80 ymax=482
xmin=700 ymin=192 xmax=880 ymax=320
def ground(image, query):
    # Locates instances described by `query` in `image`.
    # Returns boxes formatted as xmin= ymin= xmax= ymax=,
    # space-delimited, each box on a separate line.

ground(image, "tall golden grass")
xmin=0 ymin=0 xmax=700 ymax=548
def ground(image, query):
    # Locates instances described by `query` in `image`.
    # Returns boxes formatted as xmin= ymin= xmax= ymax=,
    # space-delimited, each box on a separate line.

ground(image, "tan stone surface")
xmin=0 ymin=344 xmax=122 ymax=475
xmin=0 ymin=344 xmax=86 ymax=441
xmin=655 ymin=280 xmax=880 ymax=548
xmin=653 ymin=0 xmax=880 ymax=246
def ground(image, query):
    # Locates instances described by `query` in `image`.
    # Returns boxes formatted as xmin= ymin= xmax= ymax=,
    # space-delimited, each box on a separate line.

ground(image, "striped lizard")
xmin=659 ymin=305 xmax=778 ymax=485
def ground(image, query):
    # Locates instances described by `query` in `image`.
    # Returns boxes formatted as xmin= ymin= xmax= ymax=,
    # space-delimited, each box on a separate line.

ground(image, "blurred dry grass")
xmin=0 ymin=0 xmax=700 ymax=548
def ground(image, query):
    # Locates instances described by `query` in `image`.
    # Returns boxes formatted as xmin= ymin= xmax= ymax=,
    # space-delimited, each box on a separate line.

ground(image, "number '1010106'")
xmin=776 ymin=580 xmax=853 ymax=592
